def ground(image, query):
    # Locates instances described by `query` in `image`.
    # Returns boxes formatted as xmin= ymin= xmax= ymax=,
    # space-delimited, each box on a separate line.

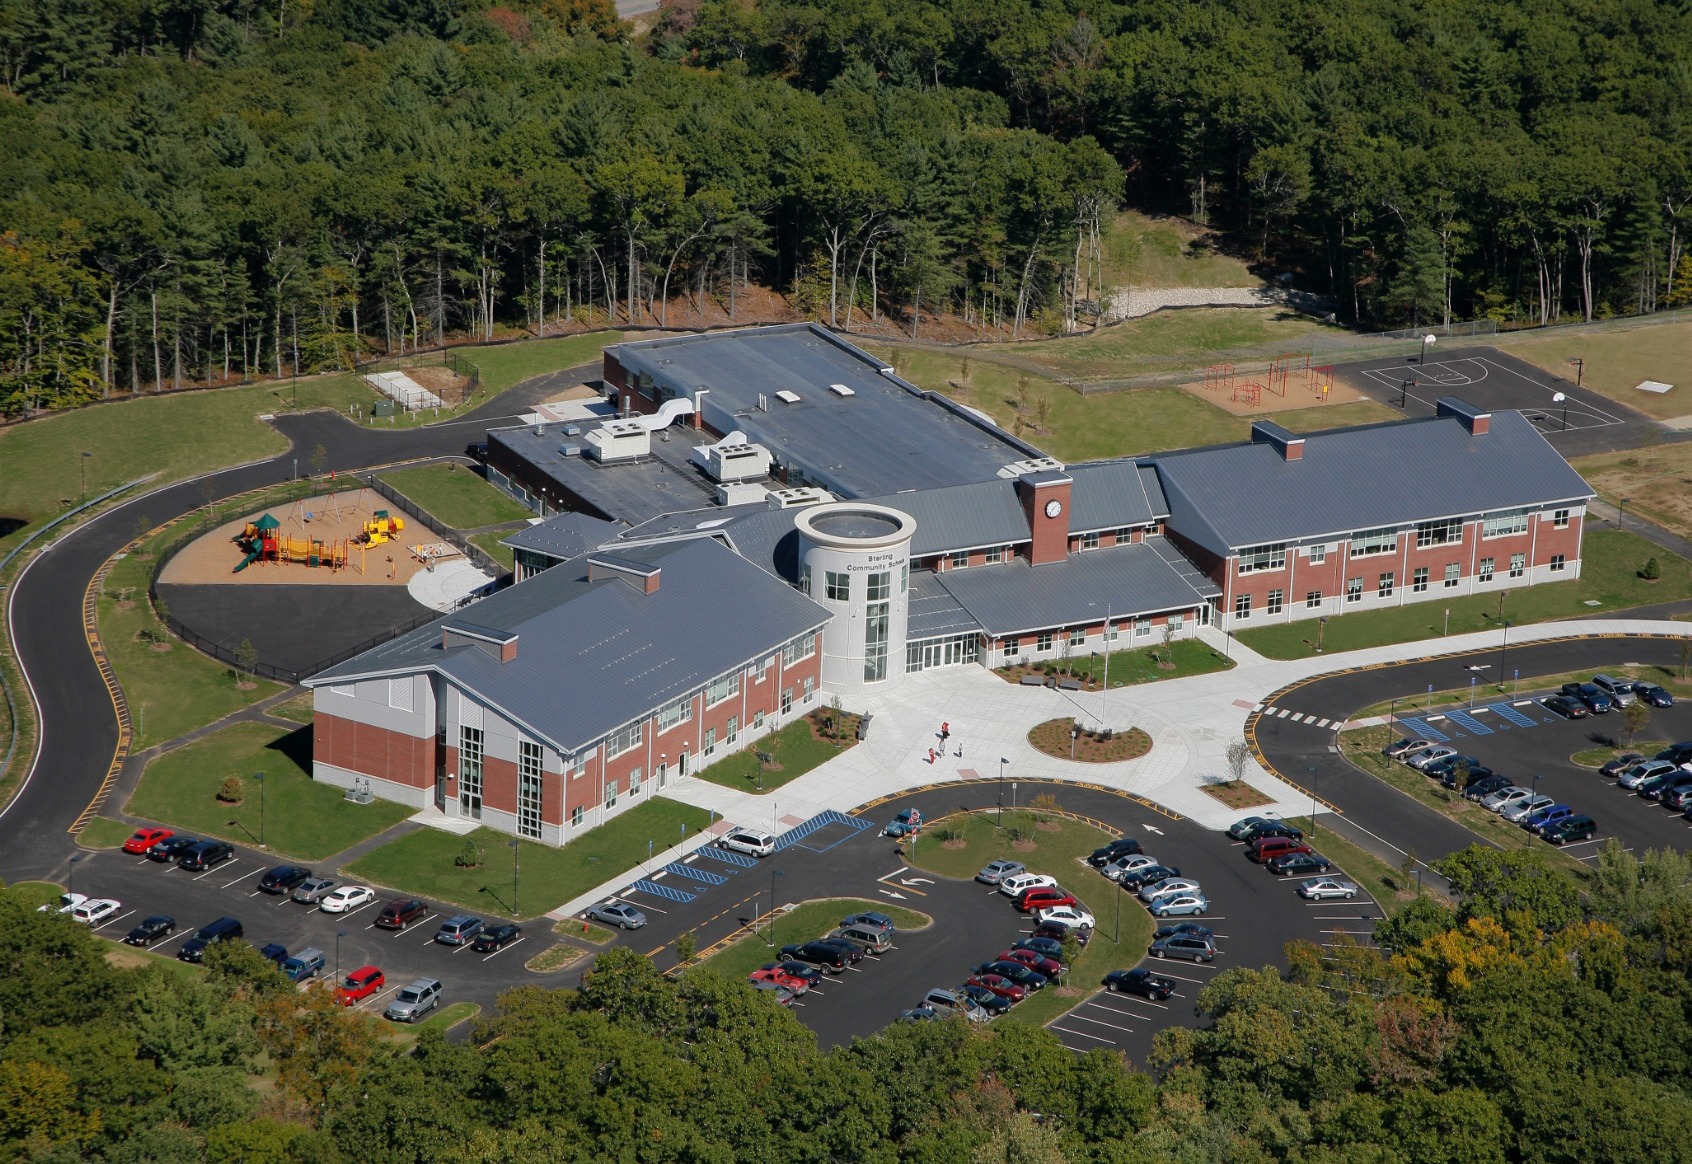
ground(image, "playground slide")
xmin=233 ymin=548 xmax=261 ymax=573
xmin=630 ymin=396 xmax=695 ymax=431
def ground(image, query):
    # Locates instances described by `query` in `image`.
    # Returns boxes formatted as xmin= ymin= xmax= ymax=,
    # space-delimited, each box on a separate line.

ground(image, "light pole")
xmin=1618 ymin=496 xmax=1628 ymax=530
xmin=255 ymin=771 xmax=266 ymax=848
xmin=79 ymin=451 xmax=91 ymax=503
xmin=1497 ymin=620 xmax=1511 ymax=691
xmin=1387 ymin=696 xmax=1399 ymax=726
xmin=509 ymin=839 xmax=520 ymax=918
xmin=335 ymin=929 xmax=348 ymax=979
xmin=1308 ymin=765 xmax=1319 ymax=839
xmin=998 ymin=757 xmax=1009 ymax=828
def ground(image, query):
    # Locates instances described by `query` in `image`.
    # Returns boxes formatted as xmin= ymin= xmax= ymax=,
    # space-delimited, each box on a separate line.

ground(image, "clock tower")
xmin=1016 ymin=469 xmax=1073 ymax=565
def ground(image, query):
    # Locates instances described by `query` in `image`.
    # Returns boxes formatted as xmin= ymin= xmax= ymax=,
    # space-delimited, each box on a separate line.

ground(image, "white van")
xmin=719 ymin=828 xmax=776 ymax=858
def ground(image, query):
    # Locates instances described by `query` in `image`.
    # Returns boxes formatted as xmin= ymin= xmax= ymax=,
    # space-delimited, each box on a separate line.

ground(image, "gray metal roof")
xmin=504 ymin=512 xmax=621 ymax=560
xmin=933 ymin=538 xmax=1216 ymax=635
xmin=1152 ymin=409 xmax=1595 ymax=556
xmin=1066 ymin=461 xmax=1169 ymax=531
xmin=307 ymin=538 xmax=828 ymax=754
xmin=856 ymin=479 xmax=1030 ymax=556
xmin=907 ymin=570 xmax=983 ymax=639
xmin=489 ymin=421 xmax=723 ymax=527
xmin=610 ymin=324 xmax=1040 ymax=496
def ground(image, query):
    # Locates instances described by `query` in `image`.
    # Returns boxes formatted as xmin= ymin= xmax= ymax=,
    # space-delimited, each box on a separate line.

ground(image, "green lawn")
xmin=904 ymin=809 xmax=1153 ymax=1027
xmin=694 ymin=717 xmax=855 ymax=794
xmin=1104 ymin=210 xmax=1260 ymax=290
xmin=470 ymin=530 xmax=517 ymax=572
xmin=695 ymin=898 xmax=932 ymax=982
xmin=75 ymin=817 xmax=134 ymax=849
xmin=346 ymin=798 xmax=712 ymax=918
xmin=127 ymin=722 xmax=413 ymax=862
xmin=1236 ymin=531 xmax=1692 ymax=660
xmin=267 ymin=691 xmax=316 ymax=724
xmin=4 ymin=881 xmax=68 ymax=910
xmin=1000 ymin=638 xmax=1234 ymax=689
xmin=379 ymin=464 xmax=530 ymax=531
xmin=464 ymin=333 xmax=618 ymax=394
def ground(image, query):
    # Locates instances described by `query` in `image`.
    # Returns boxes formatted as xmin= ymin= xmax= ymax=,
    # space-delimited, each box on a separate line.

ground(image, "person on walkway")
xmin=927 ymin=748 xmax=936 ymax=765
xmin=940 ymin=721 xmax=950 ymax=743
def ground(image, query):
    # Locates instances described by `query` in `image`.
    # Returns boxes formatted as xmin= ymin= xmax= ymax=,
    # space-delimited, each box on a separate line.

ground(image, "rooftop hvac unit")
xmin=716 ymin=482 xmax=770 ymax=507
xmin=563 ymin=424 xmax=581 ymax=437
xmin=828 ymin=383 xmax=856 ymax=397
xmin=997 ymin=456 xmax=1067 ymax=478
xmin=775 ymin=390 xmax=802 ymax=404
xmin=584 ymin=419 xmax=651 ymax=463
xmin=706 ymin=442 xmax=773 ymax=483
xmin=561 ymin=445 xmax=581 ymax=457
xmin=766 ymin=487 xmax=834 ymax=510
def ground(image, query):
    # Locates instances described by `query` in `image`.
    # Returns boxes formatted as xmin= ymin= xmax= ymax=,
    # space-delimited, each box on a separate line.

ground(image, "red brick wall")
xmin=1020 ymin=480 xmax=1071 ymax=565
xmin=480 ymin=755 xmax=519 ymax=814
xmin=1532 ymin=512 xmax=1583 ymax=565
xmin=314 ymin=713 xmax=432 ymax=791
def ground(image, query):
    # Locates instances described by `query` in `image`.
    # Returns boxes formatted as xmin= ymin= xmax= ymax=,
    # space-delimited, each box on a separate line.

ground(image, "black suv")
xmin=177 ymin=840 xmax=234 ymax=871
xmin=1657 ymin=742 xmax=1692 ymax=767
xmin=1236 ymin=820 xmax=1303 ymax=844
xmin=259 ymin=865 xmax=312 ymax=894
xmin=1087 ymin=838 xmax=1144 ymax=867
xmin=1463 ymin=774 xmax=1514 ymax=801
xmin=1541 ymin=815 xmax=1597 ymax=844
xmin=781 ymin=941 xmax=853 ymax=971
xmin=1560 ymin=682 xmax=1613 ymax=713
xmin=374 ymin=899 xmax=429 ymax=930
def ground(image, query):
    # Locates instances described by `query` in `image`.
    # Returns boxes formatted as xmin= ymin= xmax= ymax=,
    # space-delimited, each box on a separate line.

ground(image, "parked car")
xmin=1522 ymin=804 xmax=1575 ymax=833
xmin=1423 ymin=754 xmax=1481 ymax=780
xmin=1463 ymin=774 xmax=1515 ymax=802
xmin=1560 ymin=682 xmax=1613 ymax=713
xmin=291 ymin=877 xmax=338 ymax=905
xmin=1481 ymin=786 xmax=1534 ymax=813
xmin=750 ymin=967 xmax=811 ymax=995
xmin=385 ymin=977 xmax=443 ymax=1022
xmin=39 ymin=892 xmax=85 ymax=914
xmin=763 ymin=960 xmax=825 ymax=988
xmin=1150 ymin=893 xmax=1210 ymax=918
xmin=1502 ymin=795 xmax=1556 ymax=823
xmin=1641 ymin=771 xmax=1692 ymax=802
xmin=975 ymin=960 xmax=1048 ymax=991
xmin=840 ymin=911 xmax=896 ymax=933
xmin=122 ymin=826 xmax=173 ymax=855
xmin=281 ymin=948 xmax=326 ymax=982
xmin=1154 ymin=921 xmax=1213 ymax=942
xmin=1599 ymin=751 xmax=1647 ymax=778
xmin=1407 ymin=746 xmax=1459 ymax=771
xmin=999 ymin=872 xmax=1058 ymax=898
xmin=1542 ymin=694 xmax=1590 ymax=720
xmin=780 ymin=941 xmax=853 ymax=971
xmin=374 ymin=899 xmax=429 ymax=930
xmin=1541 ymin=815 xmax=1597 ymax=844
xmin=1249 ymin=836 xmax=1312 ymax=863
xmin=1227 ymin=815 xmax=1276 ymax=840
xmin=997 ymin=948 xmax=1063 ymax=978
xmin=71 ymin=898 xmax=121 ymax=925
xmin=1140 ymin=876 xmax=1202 ymax=904
xmin=1013 ymin=936 xmax=1068 ymax=963
xmin=956 ymin=984 xmax=1012 ymax=1017
xmin=1104 ymin=968 xmax=1177 ymax=999
xmin=335 ymin=965 xmax=385 ymax=1006
xmin=1087 ymin=838 xmax=1144 ymax=867
xmin=256 ymin=942 xmax=289 ymax=967
xmin=832 ymin=925 xmax=893 ymax=955
xmin=899 ymin=1007 xmax=940 ymax=1023
xmin=1266 ymin=851 xmax=1332 ymax=876
xmin=124 ymin=915 xmax=176 ymax=946
xmin=464 ymin=441 xmax=489 ymax=462
xmin=179 ymin=917 xmax=244 ymax=962
xmin=1618 ymin=760 xmax=1676 ymax=790
xmin=1636 ymin=684 xmax=1675 ymax=708
xmin=1015 ymin=887 xmax=1077 ymax=914
xmin=964 ymin=973 xmax=1029 ymax=1003
xmin=585 ymin=901 xmax=646 ymax=930
xmin=1298 ymin=877 xmax=1361 ymax=901
xmin=1592 ymin=674 xmax=1636 ymax=707
xmin=719 ymin=827 xmax=777 ymax=857
xmin=753 ymin=980 xmax=800 ymax=1008
xmin=320 ymin=885 xmax=376 ymax=913
xmin=1149 ymin=933 xmax=1216 ymax=962
xmin=1119 ymin=864 xmax=1181 ymax=891
xmin=435 ymin=915 xmax=485 ymax=945
xmin=1032 ymin=919 xmax=1091 ymax=947
xmin=1103 ymin=854 xmax=1160 ymax=882
xmin=146 ymin=836 xmax=197 ymax=862
xmin=1383 ymin=738 xmax=1437 ymax=760
xmin=1234 ymin=819 xmax=1305 ymax=843
xmin=1657 ymin=742 xmax=1692 ymax=767
xmin=1035 ymin=905 xmax=1096 ymax=930
xmin=177 ymin=840 xmax=235 ymax=872
xmin=1661 ymin=784 xmax=1692 ymax=812
xmin=258 ymin=865 xmax=312 ymax=894
xmin=923 ymin=987 xmax=990 ymax=1021
xmin=472 ymin=924 xmax=523 ymax=952
xmin=1439 ymin=764 xmax=1498 ymax=791
xmin=976 ymin=859 xmax=1026 ymax=885
xmin=883 ymin=809 xmax=923 ymax=838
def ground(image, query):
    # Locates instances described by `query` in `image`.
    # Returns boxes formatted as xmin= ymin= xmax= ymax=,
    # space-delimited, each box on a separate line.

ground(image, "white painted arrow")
xmin=878 ymin=889 xmax=908 ymax=900
xmin=1141 ymin=824 xmax=1165 ymax=835
xmin=899 ymin=877 xmax=934 ymax=887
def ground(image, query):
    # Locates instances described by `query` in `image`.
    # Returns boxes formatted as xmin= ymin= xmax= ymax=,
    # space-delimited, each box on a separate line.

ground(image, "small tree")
xmin=1623 ymin=699 xmax=1651 ymax=745
xmin=1059 ymin=930 xmax=1081 ymax=971
xmin=153 ymin=594 xmax=170 ymax=628
xmin=675 ymin=931 xmax=697 ymax=965
xmin=829 ymin=695 xmax=845 ymax=741
xmin=1641 ymin=556 xmax=1662 ymax=580
xmin=1033 ymin=391 xmax=1052 ymax=431
xmin=1224 ymin=739 xmax=1252 ymax=785
xmin=309 ymin=443 xmax=329 ymax=476
xmin=217 ymin=775 xmax=243 ymax=803
xmin=456 ymin=839 xmax=482 ymax=868
xmin=235 ymin=638 xmax=260 ymax=681
xmin=1681 ymin=639 xmax=1692 ymax=681
xmin=1401 ymin=849 xmax=1420 ymax=892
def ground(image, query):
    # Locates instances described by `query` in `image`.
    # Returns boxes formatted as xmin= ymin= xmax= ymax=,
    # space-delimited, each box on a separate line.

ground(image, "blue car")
xmin=1523 ymin=804 xmax=1575 ymax=833
xmin=883 ymin=809 xmax=923 ymax=838
xmin=1637 ymin=684 xmax=1675 ymax=708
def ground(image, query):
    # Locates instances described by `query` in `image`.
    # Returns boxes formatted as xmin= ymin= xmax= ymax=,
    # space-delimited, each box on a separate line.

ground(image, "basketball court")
xmin=1334 ymin=346 xmax=1659 ymax=455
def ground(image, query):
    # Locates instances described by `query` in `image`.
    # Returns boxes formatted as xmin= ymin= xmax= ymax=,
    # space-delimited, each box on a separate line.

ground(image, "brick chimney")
xmin=1436 ymin=397 xmax=1491 ymax=435
xmin=1016 ymin=470 xmax=1072 ymax=565
xmin=1250 ymin=420 xmax=1305 ymax=461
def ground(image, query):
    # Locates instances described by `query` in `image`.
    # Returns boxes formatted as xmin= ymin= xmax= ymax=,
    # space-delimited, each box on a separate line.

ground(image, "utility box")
xmin=372 ymin=399 xmax=396 ymax=418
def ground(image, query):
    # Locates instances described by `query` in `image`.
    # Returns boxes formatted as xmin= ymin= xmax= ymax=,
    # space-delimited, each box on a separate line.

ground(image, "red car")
xmin=122 ymin=826 xmax=173 ymax=855
xmin=1015 ymin=887 xmax=1077 ymax=914
xmin=334 ymin=965 xmax=385 ymax=1006
xmin=997 ymin=948 xmax=1063 ymax=977
xmin=964 ymin=973 xmax=1028 ymax=1003
xmin=749 ymin=967 xmax=811 ymax=995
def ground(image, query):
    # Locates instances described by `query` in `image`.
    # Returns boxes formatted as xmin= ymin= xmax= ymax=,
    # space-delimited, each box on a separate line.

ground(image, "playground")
xmin=1177 ymin=351 xmax=1371 ymax=416
xmin=159 ymin=488 xmax=459 ymax=590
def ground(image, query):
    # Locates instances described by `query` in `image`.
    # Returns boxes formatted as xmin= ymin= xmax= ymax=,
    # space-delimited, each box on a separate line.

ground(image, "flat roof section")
xmin=611 ymin=324 xmax=1041 ymax=496
xmin=489 ymin=421 xmax=724 ymax=528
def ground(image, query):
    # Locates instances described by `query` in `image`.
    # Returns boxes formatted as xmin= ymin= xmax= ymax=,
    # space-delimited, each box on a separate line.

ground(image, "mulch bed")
xmin=1200 ymin=780 xmax=1273 ymax=809
xmin=1027 ymin=718 xmax=1153 ymax=763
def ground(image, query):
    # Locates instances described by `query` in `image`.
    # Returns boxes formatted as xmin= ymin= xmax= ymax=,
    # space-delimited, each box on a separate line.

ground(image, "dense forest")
xmin=2 ymin=0 xmax=1690 ymax=417
xmin=10 ymin=842 xmax=1692 ymax=1162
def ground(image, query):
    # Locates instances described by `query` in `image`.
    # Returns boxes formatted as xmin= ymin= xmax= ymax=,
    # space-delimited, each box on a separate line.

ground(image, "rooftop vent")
xmin=766 ymin=487 xmax=834 ymax=510
xmin=997 ymin=456 xmax=1066 ymax=479
xmin=1250 ymin=420 xmax=1305 ymax=461
xmin=587 ymin=553 xmax=661 ymax=594
xmin=775 ymin=390 xmax=802 ymax=404
xmin=1436 ymin=397 xmax=1491 ymax=435
xmin=828 ymin=383 xmax=856 ymax=397
xmin=442 ymin=622 xmax=519 ymax=663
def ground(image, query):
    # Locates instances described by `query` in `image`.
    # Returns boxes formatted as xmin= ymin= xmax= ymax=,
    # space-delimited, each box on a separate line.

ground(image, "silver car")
xmin=586 ymin=900 xmax=647 ymax=930
xmin=1407 ymin=746 xmax=1458 ymax=772
xmin=290 ymin=877 xmax=338 ymax=905
xmin=1618 ymin=760 xmax=1676 ymax=790
xmin=1502 ymin=794 xmax=1555 ymax=823
xmin=975 ymin=859 xmax=1026 ymax=885
xmin=1480 ymin=786 xmax=1532 ymax=813
xmin=384 ymin=978 xmax=442 ymax=1022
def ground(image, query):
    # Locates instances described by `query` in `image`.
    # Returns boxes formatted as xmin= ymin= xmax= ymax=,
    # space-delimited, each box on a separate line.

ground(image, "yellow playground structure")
xmin=358 ymin=510 xmax=405 ymax=546
xmin=233 ymin=513 xmax=349 ymax=572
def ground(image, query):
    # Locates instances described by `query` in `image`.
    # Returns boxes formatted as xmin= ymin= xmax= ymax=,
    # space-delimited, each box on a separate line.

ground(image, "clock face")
xmin=1044 ymin=499 xmax=1063 ymax=518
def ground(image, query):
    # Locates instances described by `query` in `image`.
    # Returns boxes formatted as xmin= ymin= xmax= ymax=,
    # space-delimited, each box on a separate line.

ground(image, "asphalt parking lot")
xmin=1386 ymin=686 xmax=1692 ymax=863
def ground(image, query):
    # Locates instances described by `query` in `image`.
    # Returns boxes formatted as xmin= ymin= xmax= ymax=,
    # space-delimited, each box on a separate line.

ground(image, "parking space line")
xmin=1089 ymin=999 xmax=1157 ymax=1020
xmin=1068 ymin=1012 xmax=1136 ymax=1033
xmin=96 ymin=909 xmax=136 ymax=931
xmin=1049 ymin=1024 xmax=1114 ymax=1043
xmin=152 ymin=929 xmax=191 ymax=948
xmin=1152 ymin=969 xmax=1214 ymax=983
xmin=480 ymin=937 xmax=526 ymax=961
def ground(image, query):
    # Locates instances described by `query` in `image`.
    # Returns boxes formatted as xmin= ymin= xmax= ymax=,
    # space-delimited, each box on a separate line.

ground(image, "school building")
xmin=304 ymin=325 xmax=1594 ymax=843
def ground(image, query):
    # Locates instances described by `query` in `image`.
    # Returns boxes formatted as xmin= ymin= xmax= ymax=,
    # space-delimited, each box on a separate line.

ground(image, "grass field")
xmin=75 ymin=817 xmax=134 ymax=849
xmin=1103 ymin=211 xmax=1259 ymax=290
xmin=999 ymin=638 xmax=1234 ymax=689
xmin=1494 ymin=316 xmax=1692 ymax=421
xmin=4 ymin=880 xmax=68 ymax=910
xmin=127 ymin=722 xmax=413 ymax=861
xmin=904 ymin=809 xmax=1153 ymax=1027
xmin=379 ymin=464 xmax=530 ymax=531
xmin=694 ymin=717 xmax=855 ymax=794
xmin=1573 ymin=444 xmax=1692 ymax=545
xmin=1235 ymin=531 xmax=1691 ymax=659
xmin=470 ymin=530 xmax=517 ymax=572
xmin=695 ymin=898 xmax=932 ymax=982
xmin=267 ymin=691 xmax=315 ymax=724
xmin=346 ymin=798 xmax=712 ymax=917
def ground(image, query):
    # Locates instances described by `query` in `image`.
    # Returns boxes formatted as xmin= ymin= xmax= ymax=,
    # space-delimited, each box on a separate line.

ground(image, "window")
xmin=1550 ymin=554 xmax=1566 ymax=572
xmin=1306 ymin=590 xmax=1323 ymax=609
xmin=1135 ymin=617 xmax=1152 ymax=638
xmin=1105 ymin=622 xmax=1119 ymax=642
xmin=1113 ymin=527 xmax=1133 ymax=543
xmin=866 ymin=571 xmax=891 ymax=601
xmin=1412 ymin=567 xmax=1430 ymax=593
xmin=1483 ymin=509 xmax=1529 ymax=539
xmin=1509 ymin=552 xmax=1526 ymax=579
xmin=1552 ymin=508 xmax=1570 ymax=529
xmin=459 ymin=727 xmax=484 ymax=821
xmin=825 ymin=571 xmax=849 ymax=601
xmin=629 ymin=766 xmax=642 ymax=796
xmin=798 ymin=563 xmax=811 ymax=595
xmin=706 ymin=672 xmax=740 ymax=707
xmin=606 ymin=721 xmax=643 ymax=759
xmin=781 ymin=688 xmax=793 ymax=715
xmin=1378 ymin=572 xmax=1395 ymax=598
xmin=1081 ymin=531 xmax=1100 ymax=550
xmin=1004 ymin=638 xmax=1020 ymax=656
xmin=1308 ymin=545 xmax=1327 ymax=565
xmin=753 ymin=709 xmax=765 ymax=731
xmin=605 ymin=780 xmax=618 ymax=808
xmin=1346 ymin=577 xmax=1363 ymax=603
xmin=571 ymin=805 xmax=584 ymax=827
xmin=1350 ymin=527 xmax=1397 ymax=557
xmin=1238 ymin=542 xmax=1287 ymax=573
xmin=1444 ymin=563 xmax=1460 ymax=588
xmin=949 ymin=550 xmax=968 ymax=569
xmin=985 ymin=546 xmax=1007 ymax=565
xmin=1234 ymin=594 xmax=1252 ymax=619
xmin=1479 ymin=557 xmax=1495 ymax=583
xmin=783 ymin=634 xmax=816 ymax=665
xmin=864 ymin=597 xmax=890 ymax=683
xmin=1266 ymin=589 xmax=1284 ymax=616
xmin=1168 ymin=614 xmax=1184 ymax=634
xmin=726 ymin=715 xmax=738 ymax=745
xmin=803 ymin=676 xmax=815 ymax=699
xmin=1415 ymin=518 xmax=1462 ymax=547
xmin=1036 ymin=631 xmax=1055 ymax=651
xmin=657 ymin=697 xmax=691 ymax=731
xmin=518 ymin=742 xmax=543 ymax=839
xmin=1069 ymin=627 xmax=1086 ymax=646
xmin=901 ymin=562 xmax=909 ymax=593
xmin=703 ymin=728 xmax=717 ymax=757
